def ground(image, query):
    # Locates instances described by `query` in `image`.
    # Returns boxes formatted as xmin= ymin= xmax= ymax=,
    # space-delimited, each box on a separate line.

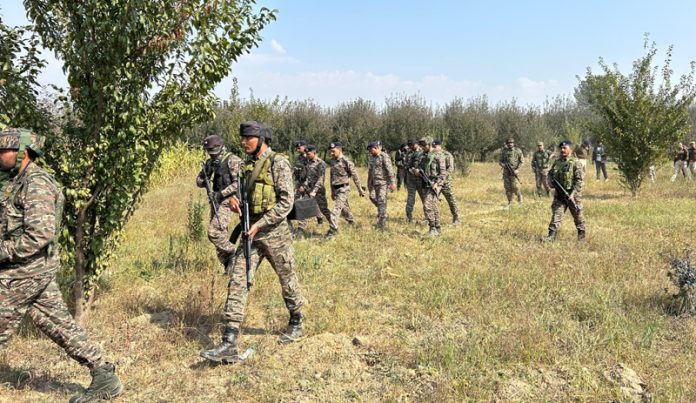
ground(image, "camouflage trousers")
xmin=502 ymin=172 xmax=521 ymax=203
xmin=671 ymin=161 xmax=691 ymax=182
xmin=440 ymin=179 xmax=459 ymax=220
xmin=0 ymin=271 xmax=102 ymax=368
xmin=576 ymin=159 xmax=588 ymax=175
xmin=208 ymin=199 xmax=236 ymax=266
xmin=396 ymin=167 xmax=406 ymax=190
xmin=328 ymin=186 xmax=354 ymax=231
xmin=224 ymin=219 xmax=304 ymax=331
xmin=548 ymin=193 xmax=585 ymax=233
xmin=418 ymin=187 xmax=441 ymax=229
xmin=534 ymin=169 xmax=550 ymax=196
xmin=369 ymin=182 xmax=389 ymax=221
xmin=405 ymin=174 xmax=423 ymax=220
xmin=297 ymin=189 xmax=332 ymax=230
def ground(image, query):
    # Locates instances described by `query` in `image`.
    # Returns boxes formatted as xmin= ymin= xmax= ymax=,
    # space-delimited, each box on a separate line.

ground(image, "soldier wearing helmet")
xmin=0 ymin=128 xmax=122 ymax=402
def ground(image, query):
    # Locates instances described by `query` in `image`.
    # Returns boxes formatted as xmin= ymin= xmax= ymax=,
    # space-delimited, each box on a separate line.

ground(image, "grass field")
xmin=2 ymin=161 xmax=696 ymax=402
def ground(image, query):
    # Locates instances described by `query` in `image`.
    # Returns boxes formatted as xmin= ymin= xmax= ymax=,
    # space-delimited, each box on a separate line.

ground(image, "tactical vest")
xmin=551 ymin=157 xmax=575 ymax=190
xmin=501 ymin=148 xmax=516 ymax=164
xmin=0 ymin=167 xmax=64 ymax=254
xmin=211 ymin=152 xmax=233 ymax=192
xmin=421 ymin=152 xmax=438 ymax=178
xmin=533 ymin=151 xmax=550 ymax=170
xmin=242 ymin=152 xmax=281 ymax=215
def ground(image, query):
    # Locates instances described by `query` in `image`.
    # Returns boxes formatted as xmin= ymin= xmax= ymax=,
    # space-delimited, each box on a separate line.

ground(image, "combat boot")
xmin=279 ymin=313 xmax=304 ymax=344
xmin=406 ymin=214 xmax=412 ymax=224
xmin=69 ymin=362 xmax=122 ymax=403
xmin=200 ymin=328 xmax=239 ymax=364
xmin=322 ymin=228 xmax=337 ymax=240
xmin=452 ymin=216 xmax=461 ymax=226
xmin=543 ymin=230 xmax=556 ymax=242
xmin=374 ymin=219 xmax=386 ymax=231
xmin=424 ymin=227 xmax=441 ymax=238
xmin=577 ymin=229 xmax=586 ymax=241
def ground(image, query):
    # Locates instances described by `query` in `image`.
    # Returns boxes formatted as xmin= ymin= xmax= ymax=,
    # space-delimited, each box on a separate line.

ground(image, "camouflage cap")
xmin=537 ymin=141 xmax=544 ymax=146
xmin=419 ymin=136 xmax=433 ymax=145
xmin=0 ymin=128 xmax=46 ymax=156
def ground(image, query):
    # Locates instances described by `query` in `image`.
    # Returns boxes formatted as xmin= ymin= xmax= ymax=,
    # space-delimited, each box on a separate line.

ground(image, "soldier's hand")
xmin=298 ymin=185 xmax=305 ymax=194
xmin=229 ymin=196 xmax=241 ymax=215
xmin=247 ymin=223 xmax=260 ymax=239
xmin=389 ymin=183 xmax=396 ymax=191
xmin=309 ymin=191 xmax=316 ymax=198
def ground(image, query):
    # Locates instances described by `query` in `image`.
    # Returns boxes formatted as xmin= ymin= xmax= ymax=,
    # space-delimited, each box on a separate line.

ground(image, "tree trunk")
xmin=72 ymin=204 xmax=91 ymax=324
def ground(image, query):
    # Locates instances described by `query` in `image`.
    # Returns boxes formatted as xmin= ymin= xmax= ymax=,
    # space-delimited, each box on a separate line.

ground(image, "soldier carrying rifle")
xmin=499 ymin=137 xmax=524 ymax=208
xmin=544 ymin=140 xmax=586 ymax=242
xmin=412 ymin=136 xmax=447 ymax=238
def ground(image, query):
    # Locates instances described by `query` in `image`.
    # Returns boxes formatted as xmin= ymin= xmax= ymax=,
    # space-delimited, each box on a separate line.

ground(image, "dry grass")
xmin=2 ymin=161 xmax=696 ymax=402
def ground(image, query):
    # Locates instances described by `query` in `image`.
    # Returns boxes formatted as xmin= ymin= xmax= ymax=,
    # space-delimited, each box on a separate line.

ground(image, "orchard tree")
xmin=443 ymin=96 xmax=496 ymax=172
xmin=381 ymin=93 xmax=435 ymax=152
xmin=582 ymin=38 xmax=696 ymax=196
xmin=23 ymin=0 xmax=275 ymax=321
xmin=331 ymin=98 xmax=380 ymax=162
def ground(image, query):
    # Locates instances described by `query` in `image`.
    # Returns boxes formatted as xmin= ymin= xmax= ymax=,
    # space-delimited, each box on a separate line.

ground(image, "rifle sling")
xmin=245 ymin=152 xmax=273 ymax=195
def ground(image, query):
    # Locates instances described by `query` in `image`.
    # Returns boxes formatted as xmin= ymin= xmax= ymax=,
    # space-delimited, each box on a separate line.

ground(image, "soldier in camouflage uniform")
xmin=405 ymin=139 xmax=424 ymax=223
xmin=544 ymin=140 xmax=586 ymax=241
xmin=394 ymin=143 xmax=409 ymax=191
xmin=414 ymin=136 xmax=447 ymax=238
xmin=433 ymin=139 xmax=460 ymax=225
xmin=531 ymin=141 xmax=552 ymax=197
xmin=292 ymin=140 xmax=322 ymax=233
xmin=196 ymin=135 xmax=242 ymax=268
xmin=367 ymin=141 xmax=396 ymax=229
xmin=201 ymin=121 xmax=306 ymax=364
xmin=499 ymin=138 xmax=524 ymax=207
xmin=324 ymin=141 xmax=365 ymax=239
xmin=0 ymin=129 xmax=122 ymax=402
xmin=295 ymin=144 xmax=331 ymax=236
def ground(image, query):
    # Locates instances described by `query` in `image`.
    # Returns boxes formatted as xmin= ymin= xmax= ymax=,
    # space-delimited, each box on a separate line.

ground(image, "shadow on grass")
xmin=623 ymin=291 xmax=678 ymax=316
xmin=0 ymin=363 xmax=82 ymax=394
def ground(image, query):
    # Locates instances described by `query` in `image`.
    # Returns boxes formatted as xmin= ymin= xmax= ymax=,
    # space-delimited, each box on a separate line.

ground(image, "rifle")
xmin=550 ymin=176 xmax=581 ymax=211
xmin=201 ymin=161 xmax=221 ymax=225
xmin=410 ymin=168 xmax=440 ymax=198
xmin=504 ymin=162 xmax=521 ymax=182
xmin=238 ymin=166 xmax=252 ymax=291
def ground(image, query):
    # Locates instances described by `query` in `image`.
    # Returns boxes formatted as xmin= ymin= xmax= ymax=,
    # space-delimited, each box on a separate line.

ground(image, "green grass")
xmin=2 ymin=161 xmax=696 ymax=401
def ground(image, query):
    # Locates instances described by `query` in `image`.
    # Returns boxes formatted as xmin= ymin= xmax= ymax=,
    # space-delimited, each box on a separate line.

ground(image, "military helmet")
xmin=0 ymin=128 xmax=46 ymax=156
xmin=239 ymin=121 xmax=271 ymax=141
xmin=203 ymin=135 xmax=224 ymax=155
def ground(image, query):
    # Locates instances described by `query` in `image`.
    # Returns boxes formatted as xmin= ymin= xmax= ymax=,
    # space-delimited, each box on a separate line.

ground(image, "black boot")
xmin=543 ymin=230 xmax=556 ymax=242
xmin=70 ymin=362 xmax=122 ymax=403
xmin=577 ymin=229 xmax=586 ymax=241
xmin=278 ymin=313 xmax=304 ymax=344
xmin=201 ymin=328 xmax=239 ymax=364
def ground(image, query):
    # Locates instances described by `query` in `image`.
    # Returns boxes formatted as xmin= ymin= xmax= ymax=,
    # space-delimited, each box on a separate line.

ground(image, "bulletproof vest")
xmin=211 ymin=153 xmax=233 ymax=192
xmin=534 ymin=151 xmax=549 ymax=169
xmin=421 ymin=152 xmax=437 ymax=178
xmin=242 ymin=152 xmax=279 ymax=215
xmin=501 ymin=148 xmax=516 ymax=164
xmin=552 ymin=157 xmax=575 ymax=190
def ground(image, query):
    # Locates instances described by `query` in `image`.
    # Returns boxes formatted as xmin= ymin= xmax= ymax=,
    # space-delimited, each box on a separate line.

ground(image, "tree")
xmin=331 ymin=98 xmax=380 ymax=162
xmin=22 ymin=0 xmax=275 ymax=321
xmin=381 ymin=93 xmax=435 ymax=151
xmin=443 ymin=96 xmax=496 ymax=172
xmin=582 ymin=38 xmax=696 ymax=196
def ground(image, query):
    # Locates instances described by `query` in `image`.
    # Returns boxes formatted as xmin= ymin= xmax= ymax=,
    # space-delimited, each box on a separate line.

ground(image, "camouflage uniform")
xmin=297 ymin=156 xmax=331 ymax=230
xmin=394 ymin=147 xmax=408 ymax=190
xmin=196 ymin=152 xmax=243 ymax=265
xmin=671 ymin=146 xmax=692 ymax=181
xmin=439 ymin=149 xmax=459 ymax=223
xmin=328 ymin=154 xmax=364 ymax=232
xmin=531 ymin=149 xmax=552 ymax=196
xmin=418 ymin=149 xmax=447 ymax=233
xmin=547 ymin=155 xmax=585 ymax=237
xmin=689 ymin=143 xmax=696 ymax=177
xmin=293 ymin=153 xmax=309 ymax=197
xmin=405 ymin=147 xmax=424 ymax=221
xmin=224 ymin=148 xmax=305 ymax=331
xmin=367 ymin=150 xmax=396 ymax=226
xmin=0 ymin=160 xmax=104 ymax=368
xmin=499 ymin=146 xmax=524 ymax=204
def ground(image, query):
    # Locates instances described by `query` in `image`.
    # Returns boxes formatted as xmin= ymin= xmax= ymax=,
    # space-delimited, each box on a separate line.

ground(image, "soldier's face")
xmin=538 ymin=145 xmax=544 ymax=151
xmin=422 ymin=143 xmax=431 ymax=152
xmin=0 ymin=149 xmax=17 ymax=171
xmin=329 ymin=148 xmax=340 ymax=158
xmin=307 ymin=151 xmax=316 ymax=160
xmin=241 ymin=136 xmax=259 ymax=154
xmin=411 ymin=144 xmax=419 ymax=151
xmin=506 ymin=142 xmax=514 ymax=149
xmin=369 ymin=147 xmax=380 ymax=156
xmin=296 ymin=146 xmax=305 ymax=155
xmin=560 ymin=145 xmax=572 ymax=157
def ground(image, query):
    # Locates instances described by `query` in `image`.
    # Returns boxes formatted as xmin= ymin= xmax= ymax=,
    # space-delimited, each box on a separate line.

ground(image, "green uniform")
xmin=547 ymin=156 xmax=585 ymax=234
xmin=499 ymin=146 xmax=524 ymax=203
xmin=531 ymin=149 xmax=552 ymax=196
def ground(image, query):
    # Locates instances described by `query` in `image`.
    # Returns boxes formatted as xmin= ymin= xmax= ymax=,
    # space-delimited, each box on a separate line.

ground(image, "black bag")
xmin=288 ymin=196 xmax=321 ymax=220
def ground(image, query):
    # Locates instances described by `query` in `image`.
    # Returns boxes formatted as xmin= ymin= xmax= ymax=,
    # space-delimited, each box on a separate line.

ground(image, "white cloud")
xmin=270 ymin=39 xmax=286 ymax=55
xmin=517 ymin=77 xmax=559 ymax=90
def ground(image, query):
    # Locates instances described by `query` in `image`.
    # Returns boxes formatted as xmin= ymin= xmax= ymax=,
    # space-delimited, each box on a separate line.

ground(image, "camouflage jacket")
xmin=406 ymin=149 xmax=424 ymax=176
xmin=442 ymin=150 xmax=455 ymax=180
xmin=196 ymin=152 xmax=242 ymax=198
xmin=419 ymin=150 xmax=447 ymax=188
xmin=330 ymin=155 xmax=363 ymax=190
xmin=574 ymin=144 xmax=590 ymax=159
xmin=367 ymin=151 xmax=396 ymax=187
xmin=0 ymin=162 xmax=63 ymax=279
xmin=531 ymin=150 xmax=552 ymax=171
xmin=548 ymin=156 xmax=584 ymax=194
xmin=395 ymin=149 xmax=407 ymax=168
xmin=499 ymin=147 xmax=523 ymax=171
xmin=304 ymin=157 xmax=327 ymax=195
xmin=293 ymin=153 xmax=309 ymax=185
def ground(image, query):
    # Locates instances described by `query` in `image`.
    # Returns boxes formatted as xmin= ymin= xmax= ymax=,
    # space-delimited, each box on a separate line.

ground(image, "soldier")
xmin=196 ymin=135 xmax=242 ymax=268
xmin=405 ymin=139 xmax=424 ymax=223
xmin=670 ymin=142 xmax=691 ymax=182
xmin=413 ymin=136 xmax=446 ymax=237
xmin=432 ymin=139 xmax=460 ymax=225
xmin=293 ymin=140 xmax=322 ymax=231
xmin=499 ymin=138 xmax=524 ymax=207
xmin=294 ymin=144 xmax=331 ymax=237
xmin=544 ymin=140 xmax=586 ymax=241
xmin=201 ymin=121 xmax=306 ymax=364
xmin=0 ymin=128 xmax=122 ymax=402
xmin=531 ymin=141 xmax=552 ymax=197
xmin=324 ymin=141 xmax=365 ymax=239
xmin=592 ymin=141 xmax=608 ymax=181
xmin=367 ymin=140 xmax=396 ymax=229
xmin=688 ymin=141 xmax=696 ymax=177
xmin=394 ymin=143 xmax=409 ymax=191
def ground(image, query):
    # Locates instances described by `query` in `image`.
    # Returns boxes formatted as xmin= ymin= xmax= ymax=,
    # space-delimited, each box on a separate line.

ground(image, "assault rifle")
xmin=238 ymin=166 xmax=252 ymax=291
xmin=550 ymin=176 xmax=580 ymax=211
xmin=504 ymin=163 xmax=521 ymax=182
xmin=201 ymin=161 xmax=221 ymax=225
xmin=409 ymin=167 xmax=440 ymax=197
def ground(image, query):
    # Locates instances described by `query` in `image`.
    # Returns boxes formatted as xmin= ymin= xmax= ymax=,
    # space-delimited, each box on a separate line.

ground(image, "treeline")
xmin=186 ymin=79 xmax=696 ymax=171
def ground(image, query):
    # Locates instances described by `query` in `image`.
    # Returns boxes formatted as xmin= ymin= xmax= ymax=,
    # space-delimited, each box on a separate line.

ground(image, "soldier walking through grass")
xmin=323 ymin=141 xmax=365 ymax=240
xmin=531 ymin=141 xmax=552 ymax=197
xmin=201 ymin=121 xmax=306 ymax=364
xmin=544 ymin=140 xmax=586 ymax=241
xmin=196 ymin=135 xmax=242 ymax=269
xmin=294 ymin=144 xmax=332 ymax=237
xmin=0 ymin=128 xmax=122 ymax=402
xmin=405 ymin=139 xmax=424 ymax=223
xmin=415 ymin=136 xmax=446 ymax=238
xmin=367 ymin=141 xmax=396 ymax=230
xmin=499 ymin=138 xmax=524 ymax=208
xmin=433 ymin=139 xmax=460 ymax=225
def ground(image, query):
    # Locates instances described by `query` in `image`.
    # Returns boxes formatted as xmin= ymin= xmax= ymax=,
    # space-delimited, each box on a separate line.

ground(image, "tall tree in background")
xmin=582 ymin=37 xmax=696 ymax=196
xmin=21 ymin=0 xmax=275 ymax=321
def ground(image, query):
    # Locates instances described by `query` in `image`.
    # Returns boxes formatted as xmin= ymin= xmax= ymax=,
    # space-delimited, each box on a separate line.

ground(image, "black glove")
xmin=212 ymin=191 xmax=224 ymax=204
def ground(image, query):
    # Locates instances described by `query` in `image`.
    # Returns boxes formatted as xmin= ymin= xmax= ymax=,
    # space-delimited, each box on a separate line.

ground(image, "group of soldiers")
xmin=670 ymin=141 xmax=696 ymax=182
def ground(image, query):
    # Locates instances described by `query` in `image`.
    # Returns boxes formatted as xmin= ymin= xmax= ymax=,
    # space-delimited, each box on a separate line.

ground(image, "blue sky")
xmin=3 ymin=0 xmax=696 ymax=107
